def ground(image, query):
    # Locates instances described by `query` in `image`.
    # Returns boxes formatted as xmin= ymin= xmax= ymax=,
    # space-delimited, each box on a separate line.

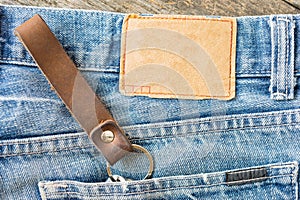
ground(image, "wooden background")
xmin=0 ymin=0 xmax=299 ymax=16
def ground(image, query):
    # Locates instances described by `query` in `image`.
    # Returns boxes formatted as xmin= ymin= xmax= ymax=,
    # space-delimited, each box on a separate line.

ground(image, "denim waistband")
xmin=1 ymin=5 xmax=300 ymax=78
xmin=1 ymin=5 xmax=300 ymax=140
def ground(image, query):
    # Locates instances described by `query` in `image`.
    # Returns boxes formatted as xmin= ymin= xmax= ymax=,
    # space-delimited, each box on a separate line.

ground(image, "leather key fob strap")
xmin=15 ymin=14 xmax=133 ymax=165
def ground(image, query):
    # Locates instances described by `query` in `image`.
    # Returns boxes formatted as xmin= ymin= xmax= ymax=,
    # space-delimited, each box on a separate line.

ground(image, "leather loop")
xmin=15 ymin=14 xmax=133 ymax=165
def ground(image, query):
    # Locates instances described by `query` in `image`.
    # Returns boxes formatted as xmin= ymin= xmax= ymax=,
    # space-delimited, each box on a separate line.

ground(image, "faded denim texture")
xmin=0 ymin=5 xmax=300 ymax=200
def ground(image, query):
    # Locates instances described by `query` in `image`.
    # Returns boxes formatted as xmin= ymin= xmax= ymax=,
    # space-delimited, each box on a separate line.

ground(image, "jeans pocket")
xmin=38 ymin=161 xmax=298 ymax=200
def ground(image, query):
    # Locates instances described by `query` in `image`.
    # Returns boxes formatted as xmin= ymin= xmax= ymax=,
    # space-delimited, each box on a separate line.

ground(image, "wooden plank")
xmin=0 ymin=0 xmax=299 ymax=16
xmin=285 ymin=0 xmax=300 ymax=9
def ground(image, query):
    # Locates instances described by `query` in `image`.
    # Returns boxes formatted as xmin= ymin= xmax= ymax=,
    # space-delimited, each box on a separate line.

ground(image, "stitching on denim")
xmin=131 ymin=122 xmax=300 ymax=141
xmin=38 ymin=182 xmax=47 ymax=200
xmin=270 ymin=163 xmax=297 ymax=170
xmin=285 ymin=17 xmax=290 ymax=97
xmin=287 ymin=17 xmax=294 ymax=99
xmin=2 ymin=57 xmax=299 ymax=75
xmin=292 ymin=175 xmax=296 ymax=200
xmin=239 ymin=70 xmax=272 ymax=73
xmin=42 ymin=174 xmax=295 ymax=196
xmin=0 ymin=58 xmax=120 ymax=72
xmin=1 ymin=119 xmax=299 ymax=157
xmin=130 ymin=113 xmax=300 ymax=139
xmin=287 ymin=160 xmax=299 ymax=200
xmin=0 ymin=96 xmax=61 ymax=103
xmin=287 ymin=17 xmax=296 ymax=100
xmin=0 ymin=134 xmax=87 ymax=146
xmin=284 ymin=18 xmax=288 ymax=97
xmin=293 ymin=161 xmax=299 ymax=200
xmin=238 ymin=69 xmax=299 ymax=73
xmin=0 ymin=144 xmax=93 ymax=158
xmin=270 ymin=16 xmax=277 ymax=99
xmin=291 ymin=168 xmax=297 ymax=200
xmin=276 ymin=17 xmax=280 ymax=97
xmin=39 ymin=162 xmax=296 ymax=189
xmin=1 ymin=110 xmax=299 ymax=147
xmin=124 ymin=109 xmax=300 ymax=131
xmin=0 ymin=108 xmax=299 ymax=148
xmin=271 ymin=16 xmax=295 ymax=100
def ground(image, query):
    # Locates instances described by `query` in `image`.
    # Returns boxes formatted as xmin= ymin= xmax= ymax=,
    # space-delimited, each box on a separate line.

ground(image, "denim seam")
xmin=124 ymin=109 xmax=300 ymax=131
xmin=0 ymin=110 xmax=299 ymax=144
xmin=0 ymin=58 xmax=120 ymax=72
xmin=131 ymin=122 xmax=300 ymax=141
xmin=41 ymin=162 xmax=296 ymax=186
xmin=41 ymin=174 xmax=295 ymax=197
xmin=0 ymin=96 xmax=61 ymax=103
xmin=5 ymin=58 xmax=299 ymax=73
xmin=239 ymin=70 xmax=299 ymax=73
xmin=0 ymin=133 xmax=88 ymax=146
xmin=0 ymin=111 xmax=299 ymax=145
xmin=0 ymin=109 xmax=297 ymax=145
xmin=291 ymin=162 xmax=298 ymax=200
xmin=1 ymin=58 xmax=300 ymax=76
xmin=39 ymin=162 xmax=297 ymax=196
xmin=292 ymin=175 xmax=296 ymax=200
xmin=1 ymin=122 xmax=299 ymax=158
xmin=0 ymin=144 xmax=94 ymax=158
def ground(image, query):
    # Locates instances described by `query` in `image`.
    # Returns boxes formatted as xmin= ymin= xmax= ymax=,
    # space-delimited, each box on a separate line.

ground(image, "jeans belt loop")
xmin=269 ymin=15 xmax=296 ymax=100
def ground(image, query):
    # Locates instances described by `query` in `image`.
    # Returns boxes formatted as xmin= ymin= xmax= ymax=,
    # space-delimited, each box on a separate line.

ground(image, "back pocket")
xmin=38 ymin=161 xmax=298 ymax=200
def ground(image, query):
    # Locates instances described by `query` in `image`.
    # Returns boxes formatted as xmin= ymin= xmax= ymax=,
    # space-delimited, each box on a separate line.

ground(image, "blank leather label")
xmin=120 ymin=14 xmax=236 ymax=100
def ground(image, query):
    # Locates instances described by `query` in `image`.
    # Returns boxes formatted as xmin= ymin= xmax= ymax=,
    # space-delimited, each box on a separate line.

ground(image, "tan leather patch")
xmin=119 ymin=14 xmax=236 ymax=100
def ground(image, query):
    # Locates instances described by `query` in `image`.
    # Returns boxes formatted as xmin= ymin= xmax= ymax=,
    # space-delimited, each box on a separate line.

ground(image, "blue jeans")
xmin=0 ymin=5 xmax=300 ymax=200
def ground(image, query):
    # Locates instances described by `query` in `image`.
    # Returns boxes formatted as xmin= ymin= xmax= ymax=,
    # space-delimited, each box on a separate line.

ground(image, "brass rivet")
xmin=101 ymin=130 xmax=115 ymax=143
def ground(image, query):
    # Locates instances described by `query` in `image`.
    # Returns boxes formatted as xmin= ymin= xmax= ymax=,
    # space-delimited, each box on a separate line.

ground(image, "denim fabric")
xmin=0 ymin=5 xmax=300 ymax=200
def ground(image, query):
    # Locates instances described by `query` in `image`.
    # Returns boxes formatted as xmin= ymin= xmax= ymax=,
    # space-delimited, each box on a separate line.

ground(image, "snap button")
xmin=101 ymin=130 xmax=115 ymax=143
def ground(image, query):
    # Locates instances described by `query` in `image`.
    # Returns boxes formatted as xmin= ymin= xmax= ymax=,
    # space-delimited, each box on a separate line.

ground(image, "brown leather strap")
xmin=15 ymin=14 xmax=132 ymax=165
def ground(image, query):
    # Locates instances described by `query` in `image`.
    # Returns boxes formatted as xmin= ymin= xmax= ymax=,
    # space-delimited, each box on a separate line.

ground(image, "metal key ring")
xmin=106 ymin=144 xmax=154 ymax=181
